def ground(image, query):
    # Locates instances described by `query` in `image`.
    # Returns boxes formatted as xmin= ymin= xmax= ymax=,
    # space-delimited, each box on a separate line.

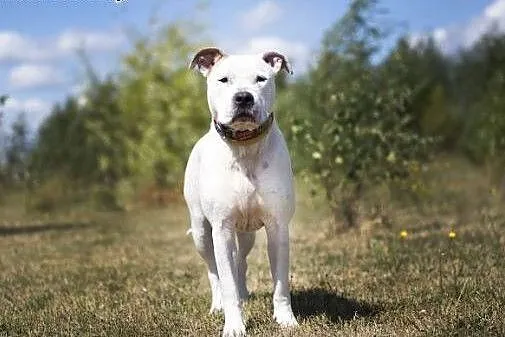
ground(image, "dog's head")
xmin=190 ymin=48 xmax=292 ymax=129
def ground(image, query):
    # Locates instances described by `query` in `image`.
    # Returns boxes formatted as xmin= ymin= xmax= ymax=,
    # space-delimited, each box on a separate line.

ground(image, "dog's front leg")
xmin=212 ymin=223 xmax=246 ymax=337
xmin=266 ymin=223 xmax=298 ymax=327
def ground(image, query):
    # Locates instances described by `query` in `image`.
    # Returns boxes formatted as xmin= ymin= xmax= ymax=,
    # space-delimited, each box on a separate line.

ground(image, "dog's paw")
xmin=222 ymin=320 xmax=246 ymax=337
xmin=209 ymin=300 xmax=223 ymax=314
xmin=274 ymin=309 xmax=298 ymax=328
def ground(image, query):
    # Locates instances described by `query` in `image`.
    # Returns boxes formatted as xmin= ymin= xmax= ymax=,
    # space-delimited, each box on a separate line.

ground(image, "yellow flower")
xmin=400 ymin=230 xmax=408 ymax=239
xmin=448 ymin=230 xmax=456 ymax=239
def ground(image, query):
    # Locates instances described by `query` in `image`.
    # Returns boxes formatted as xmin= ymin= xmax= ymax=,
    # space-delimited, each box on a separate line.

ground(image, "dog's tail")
xmin=186 ymin=228 xmax=192 ymax=236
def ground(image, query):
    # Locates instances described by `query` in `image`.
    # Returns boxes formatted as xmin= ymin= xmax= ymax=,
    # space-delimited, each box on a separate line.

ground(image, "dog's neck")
xmin=230 ymin=132 xmax=271 ymax=176
xmin=231 ymin=136 xmax=267 ymax=159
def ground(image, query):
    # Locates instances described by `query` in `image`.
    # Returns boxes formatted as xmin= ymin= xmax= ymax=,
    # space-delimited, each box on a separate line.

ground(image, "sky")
xmin=0 ymin=0 xmax=502 ymax=133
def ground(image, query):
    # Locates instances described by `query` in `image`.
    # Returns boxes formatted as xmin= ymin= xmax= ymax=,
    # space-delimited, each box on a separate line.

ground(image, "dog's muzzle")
xmin=214 ymin=113 xmax=274 ymax=145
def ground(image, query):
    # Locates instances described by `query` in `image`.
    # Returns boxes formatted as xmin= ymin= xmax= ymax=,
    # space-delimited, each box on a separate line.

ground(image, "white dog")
xmin=184 ymin=48 xmax=297 ymax=337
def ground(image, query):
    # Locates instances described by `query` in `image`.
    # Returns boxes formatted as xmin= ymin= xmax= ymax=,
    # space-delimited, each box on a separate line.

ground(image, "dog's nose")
xmin=233 ymin=91 xmax=254 ymax=108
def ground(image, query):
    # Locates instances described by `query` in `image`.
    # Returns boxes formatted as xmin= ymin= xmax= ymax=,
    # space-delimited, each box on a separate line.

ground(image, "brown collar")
xmin=214 ymin=113 xmax=274 ymax=145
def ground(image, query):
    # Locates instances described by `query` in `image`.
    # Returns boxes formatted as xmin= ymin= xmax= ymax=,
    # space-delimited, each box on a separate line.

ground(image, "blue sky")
xmin=0 ymin=0 xmax=501 ymax=133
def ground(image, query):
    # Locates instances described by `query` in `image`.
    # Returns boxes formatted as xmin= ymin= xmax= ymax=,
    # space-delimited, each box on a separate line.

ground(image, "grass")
xmin=1 ymin=181 xmax=505 ymax=336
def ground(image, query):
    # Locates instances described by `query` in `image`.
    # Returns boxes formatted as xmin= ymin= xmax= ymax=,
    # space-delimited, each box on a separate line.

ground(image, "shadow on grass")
xmin=291 ymin=287 xmax=381 ymax=323
xmin=0 ymin=221 xmax=94 ymax=236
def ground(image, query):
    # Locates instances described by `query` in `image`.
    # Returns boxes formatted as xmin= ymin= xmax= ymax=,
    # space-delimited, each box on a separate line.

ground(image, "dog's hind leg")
xmin=237 ymin=231 xmax=255 ymax=301
xmin=190 ymin=216 xmax=222 ymax=313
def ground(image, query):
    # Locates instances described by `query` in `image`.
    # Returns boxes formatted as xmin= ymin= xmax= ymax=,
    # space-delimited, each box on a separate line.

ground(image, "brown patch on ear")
xmin=262 ymin=51 xmax=293 ymax=74
xmin=189 ymin=47 xmax=226 ymax=76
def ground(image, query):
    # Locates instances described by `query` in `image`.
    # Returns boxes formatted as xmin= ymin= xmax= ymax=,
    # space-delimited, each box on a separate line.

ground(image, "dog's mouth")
xmin=232 ymin=112 xmax=256 ymax=124
xmin=214 ymin=112 xmax=274 ymax=144
xmin=230 ymin=112 xmax=258 ymax=131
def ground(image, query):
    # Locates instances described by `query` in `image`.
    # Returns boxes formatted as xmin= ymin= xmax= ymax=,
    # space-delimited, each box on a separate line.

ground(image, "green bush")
xmin=279 ymin=0 xmax=434 ymax=229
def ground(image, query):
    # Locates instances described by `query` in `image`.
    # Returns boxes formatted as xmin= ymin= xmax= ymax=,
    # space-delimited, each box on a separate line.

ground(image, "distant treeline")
xmin=0 ymin=0 xmax=503 ymax=220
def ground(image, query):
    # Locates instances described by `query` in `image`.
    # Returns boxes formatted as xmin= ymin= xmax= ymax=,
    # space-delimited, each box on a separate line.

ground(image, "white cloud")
xmin=57 ymin=30 xmax=125 ymax=53
xmin=410 ymin=0 xmax=505 ymax=53
xmin=0 ymin=29 xmax=125 ymax=63
xmin=463 ymin=0 xmax=505 ymax=47
xmin=485 ymin=0 xmax=505 ymax=19
xmin=236 ymin=36 xmax=312 ymax=73
xmin=8 ymin=64 xmax=64 ymax=89
xmin=0 ymin=31 xmax=53 ymax=62
xmin=2 ymin=97 xmax=51 ymax=130
xmin=0 ymin=31 xmax=28 ymax=60
xmin=240 ymin=1 xmax=283 ymax=31
xmin=407 ymin=33 xmax=428 ymax=47
xmin=4 ymin=97 xmax=50 ymax=115
xmin=433 ymin=28 xmax=448 ymax=45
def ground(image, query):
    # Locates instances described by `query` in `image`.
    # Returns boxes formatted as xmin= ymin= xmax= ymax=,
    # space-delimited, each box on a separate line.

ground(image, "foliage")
xmin=116 ymin=25 xmax=208 ymax=189
xmin=0 ymin=94 xmax=7 ymax=126
xmin=30 ymin=96 xmax=90 ymax=183
xmin=28 ymin=24 xmax=208 ymax=209
xmin=280 ymin=0 xmax=433 ymax=228
xmin=3 ymin=113 xmax=30 ymax=186
xmin=456 ymin=33 xmax=505 ymax=179
xmin=383 ymin=38 xmax=460 ymax=147
xmin=0 ymin=95 xmax=7 ymax=188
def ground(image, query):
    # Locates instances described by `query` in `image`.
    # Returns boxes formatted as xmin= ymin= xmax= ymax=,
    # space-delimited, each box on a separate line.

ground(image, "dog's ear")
xmin=262 ymin=51 xmax=293 ymax=75
xmin=190 ymin=48 xmax=226 ymax=77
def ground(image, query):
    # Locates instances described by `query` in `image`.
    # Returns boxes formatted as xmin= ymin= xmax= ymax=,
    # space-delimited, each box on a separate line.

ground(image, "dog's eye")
xmin=218 ymin=77 xmax=228 ymax=83
xmin=256 ymin=75 xmax=267 ymax=83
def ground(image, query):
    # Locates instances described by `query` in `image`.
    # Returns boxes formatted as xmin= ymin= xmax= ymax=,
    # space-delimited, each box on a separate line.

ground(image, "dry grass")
xmin=1 ymin=178 xmax=505 ymax=336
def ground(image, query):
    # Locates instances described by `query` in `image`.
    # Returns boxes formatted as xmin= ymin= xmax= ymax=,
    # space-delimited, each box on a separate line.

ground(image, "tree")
xmin=116 ymin=24 xmax=208 ymax=190
xmin=0 ymin=95 xmax=7 ymax=125
xmin=29 ymin=23 xmax=209 ymax=209
xmin=30 ymin=96 xmax=88 ymax=183
xmin=456 ymin=33 xmax=505 ymax=170
xmin=280 ymin=0 xmax=433 ymax=229
xmin=0 ymin=95 xmax=8 ymax=188
xmin=4 ymin=113 xmax=30 ymax=186
xmin=384 ymin=38 xmax=459 ymax=146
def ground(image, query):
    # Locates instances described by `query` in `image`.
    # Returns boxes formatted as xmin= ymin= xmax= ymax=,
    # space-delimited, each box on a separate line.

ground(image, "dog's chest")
xmin=231 ymin=169 xmax=265 ymax=232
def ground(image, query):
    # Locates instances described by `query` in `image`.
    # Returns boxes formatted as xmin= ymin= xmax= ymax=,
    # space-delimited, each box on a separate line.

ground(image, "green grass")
xmin=1 ymin=186 xmax=504 ymax=336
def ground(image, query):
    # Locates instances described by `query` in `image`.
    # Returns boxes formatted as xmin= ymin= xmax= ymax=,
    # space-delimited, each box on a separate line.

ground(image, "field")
xmin=1 ymin=180 xmax=505 ymax=337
